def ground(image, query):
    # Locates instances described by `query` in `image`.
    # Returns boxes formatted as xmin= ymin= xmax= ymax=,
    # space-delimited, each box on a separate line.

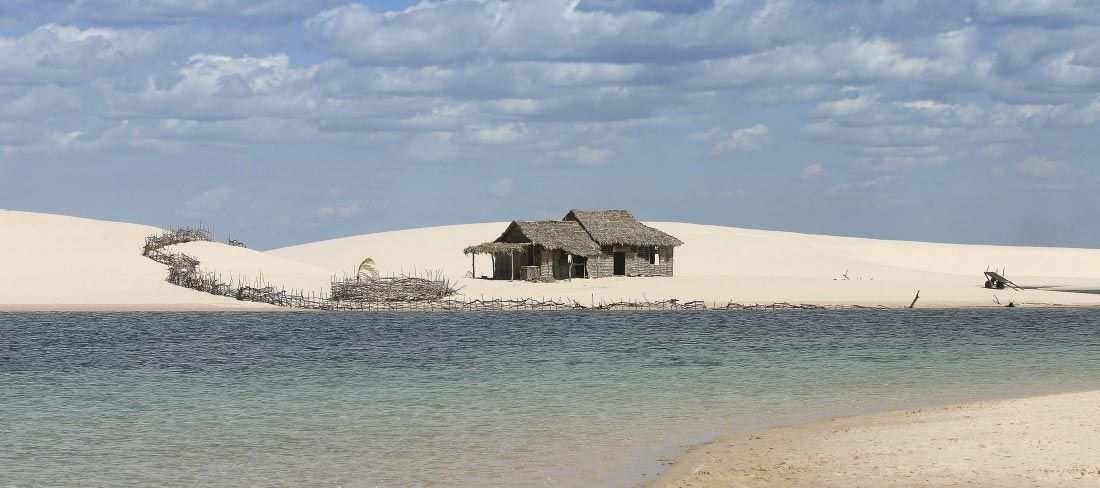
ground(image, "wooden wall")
xmin=491 ymin=245 xmax=675 ymax=280
xmin=627 ymin=245 xmax=674 ymax=277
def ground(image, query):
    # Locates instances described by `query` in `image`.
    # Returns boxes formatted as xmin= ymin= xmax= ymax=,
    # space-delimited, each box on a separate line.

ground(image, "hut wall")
xmin=539 ymin=249 xmax=554 ymax=280
xmin=626 ymin=245 xmax=674 ymax=277
xmin=562 ymin=246 xmax=676 ymax=279
xmin=588 ymin=247 xmax=615 ymax=278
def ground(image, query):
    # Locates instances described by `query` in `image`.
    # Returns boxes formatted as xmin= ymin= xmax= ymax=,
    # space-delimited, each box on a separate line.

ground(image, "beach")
xmin=7 ymin=209 xmax=1100 ymax=310
xmin=648 ymin=390 xmax=1100 ymax=487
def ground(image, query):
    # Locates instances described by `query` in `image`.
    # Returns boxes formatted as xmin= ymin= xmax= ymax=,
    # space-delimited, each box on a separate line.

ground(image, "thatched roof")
xmin=464 ymin=220 xmax=602 ymax=256
xmin=565 ymin=209 xmax=684 ymax=247
xmin=463 ymin=241 xmax=528 ymax=255
xmin=511 ymin=220 xmax=603 ymax=256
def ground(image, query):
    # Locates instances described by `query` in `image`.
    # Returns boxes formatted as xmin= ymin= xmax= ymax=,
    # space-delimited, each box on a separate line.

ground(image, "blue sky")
xmin=2 ymin=0 xmax=1099 ymax=249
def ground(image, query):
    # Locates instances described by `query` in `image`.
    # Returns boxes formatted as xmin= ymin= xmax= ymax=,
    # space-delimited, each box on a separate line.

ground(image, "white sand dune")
xmin=166 ymin=241 xmax=334 ymax=297
xmin=5 ymin=209 xmax=1100 ymax=309
xmin=0 ymin=210 xmax=331 ymax=310
xmin=648 ymin=389 xmax=1100 ymax=487
xmin=270 ymin=221 xmax=1100 ymax=308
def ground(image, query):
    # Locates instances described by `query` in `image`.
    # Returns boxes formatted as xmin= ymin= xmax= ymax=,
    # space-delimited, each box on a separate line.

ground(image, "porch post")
xmin=510 ymin=251 xmax=515 ymax=281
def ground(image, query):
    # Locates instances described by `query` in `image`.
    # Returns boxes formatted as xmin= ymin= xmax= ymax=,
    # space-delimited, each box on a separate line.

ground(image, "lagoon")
xmin=2 ymin=310 xmax=1099 ymax=487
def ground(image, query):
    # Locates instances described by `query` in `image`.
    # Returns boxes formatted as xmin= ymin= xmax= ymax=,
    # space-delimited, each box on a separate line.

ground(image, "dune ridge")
xmin=6 ymin=210 xmax=1100 ymax=310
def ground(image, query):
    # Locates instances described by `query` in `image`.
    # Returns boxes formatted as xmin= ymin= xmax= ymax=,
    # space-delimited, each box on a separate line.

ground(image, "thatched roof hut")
xmin=464 ymin=220 xmax=601 ymax=256
xmin=465 ymin=209 xmax=682 ymax=281
xmin=565 ymin=209 xmax=684 ymax=248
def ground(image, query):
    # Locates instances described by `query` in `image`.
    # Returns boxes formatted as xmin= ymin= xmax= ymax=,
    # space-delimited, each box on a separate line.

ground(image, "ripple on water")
xmin=1 ymin=309 xmax=1099 ymax=487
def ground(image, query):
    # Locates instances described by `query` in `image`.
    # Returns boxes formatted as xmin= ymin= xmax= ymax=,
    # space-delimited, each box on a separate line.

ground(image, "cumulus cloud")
xmin=975 ymin=0 xmax=1100 ymax=26
xmin=5 ymin=0 xmax=339 ymax=25
xmin=576 ymin=0 xmax=714 ymax=14
xmin=689 ymin=127 xmax=724 ymax=141
xmin=708 ymin=124 xmax=770 ymax=154
xmin=104 ymin=53 xmax=317 ymax=120
xmin=401 ymin=132 xmax=460 ymax=162
xmin=317 ymin=200 xmax=363 ymax=219
xmin=800 ymin=163 xmax=826 ymax=178
xmin=1015 ymin=157 xmax=1079 ymax=177
xmin=543 ymin=144 xmax=614 ymax=166
xmin=0 ymin=24 xmax=172 ymax=85
xmin=466 ymin=123 xmax=533 ymax=144
xmin=180 ymin=186 xmax=230 ymax=217
xmin=2 ymin=0 xmax=1100 ymax=210
xmin=829 ymin=175 xmax=895 ymax=195
xmin=303 ymin=0 xmax=812 ymax=66
xmin=488 ymin=178 xmax=514 ymax=196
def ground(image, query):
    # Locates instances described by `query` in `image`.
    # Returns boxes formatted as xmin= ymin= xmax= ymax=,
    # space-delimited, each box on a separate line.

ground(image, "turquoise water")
xmin=2 ymin=310 xmax=1100 ymax=487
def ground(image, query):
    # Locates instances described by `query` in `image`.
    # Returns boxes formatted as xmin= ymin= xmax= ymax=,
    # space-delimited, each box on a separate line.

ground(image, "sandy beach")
xmin=648 ymin=390 xmax=1100 ymax=487
xmin=8 ymin=209 xmax=1100 ymax=310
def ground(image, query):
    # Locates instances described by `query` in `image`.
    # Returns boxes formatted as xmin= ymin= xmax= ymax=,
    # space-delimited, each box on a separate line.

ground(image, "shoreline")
xmin=645 ymin=389 xmax=1100 ymax=487
xmin=5 ymin=301 xmax=1100 ymax=312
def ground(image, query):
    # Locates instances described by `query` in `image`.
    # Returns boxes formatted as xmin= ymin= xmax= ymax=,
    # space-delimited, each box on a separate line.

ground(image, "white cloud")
xmin=401 ymin=132 xmax=459 ymax=162
xmin=544 ymin=144 xmax=614 ymax=166
xmin=303 ymin=0 xmax=810 ymax=66
xmin=689 ymin=127 xmax=725 ymax=141
xmin=467 ymin=123 xmax=533 ymax=144
xmin=2 ymin=0 xmax=1100 ymax=194
xmin=829 ymin=175 xmax=894 ymax=195
xmin=317 ymin=200 xmax=363 ymax=219
xmin=575 ymin=145 xmax=614 ymax=165
xmin=5 ymin=1 xmax=340 ymax=25
xmin=711 ymin=124 xmax=770 ymax=154
xmin=488 ymin=178 xmax=514 ymax=196
xmin=1015 ymin=157 xmax=1078 ymax=177
xmin=181 ymin=186 xmax=230 ymax=217
xmin=976 ymin=0 xmax=1100 ymax=24
xmin=800 ymin=163 xmax=826 ymax=178
xmin=812 ymin=94 xmax=880 ymax=118
xmin=0 ymin=24 xmax=172 ymax=85
xmin=106 ymin=53 xmax=317 ymax=120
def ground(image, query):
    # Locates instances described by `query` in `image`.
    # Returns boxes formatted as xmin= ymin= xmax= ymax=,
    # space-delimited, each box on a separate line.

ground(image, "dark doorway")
xmin=613 ymin=252 xmax=626 ymax=276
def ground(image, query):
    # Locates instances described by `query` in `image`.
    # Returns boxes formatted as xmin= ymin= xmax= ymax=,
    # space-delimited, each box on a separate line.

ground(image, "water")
xmin=2 ymin=310 xmax=1099 ymax=487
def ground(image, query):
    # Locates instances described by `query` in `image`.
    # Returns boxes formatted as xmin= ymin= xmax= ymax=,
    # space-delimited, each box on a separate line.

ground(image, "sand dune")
xmin=270 ymin=221 xmax=1100 ymax=307
xmin=6 ymin=209 xmax=1100 ymax=309
xmin=648 ymin=389 xmax=1100 ymax=487
xmin=0 ymin=210 xmax=329 ymax=310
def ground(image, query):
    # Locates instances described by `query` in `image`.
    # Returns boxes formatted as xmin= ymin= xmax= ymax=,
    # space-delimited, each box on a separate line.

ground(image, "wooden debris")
xmin=330 ymin=275 xmax=457 ymax=302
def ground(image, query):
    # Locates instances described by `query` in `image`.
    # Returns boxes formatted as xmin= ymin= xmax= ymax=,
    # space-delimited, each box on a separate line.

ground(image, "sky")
xmin=1 ymin=0 xmax=1099 ymax=250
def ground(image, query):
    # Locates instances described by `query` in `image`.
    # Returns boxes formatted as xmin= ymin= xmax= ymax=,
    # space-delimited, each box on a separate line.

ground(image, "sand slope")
xmin=270 ymin=221 xmax=1100 ymax=307
xmin=6 ymin=210 xmax=1100 ymax=309
xmin=648 ymin=389 xmax=1100 ymax=487
xmin=0 ymin=211 xmax=330 ymax=310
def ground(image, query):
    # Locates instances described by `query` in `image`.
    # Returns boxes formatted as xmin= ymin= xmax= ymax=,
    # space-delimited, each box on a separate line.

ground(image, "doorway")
xmin=613 ymin=252 xmax=626 ymax=276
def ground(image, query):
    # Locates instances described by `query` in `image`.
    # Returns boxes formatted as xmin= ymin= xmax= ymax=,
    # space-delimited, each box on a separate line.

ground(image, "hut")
xmin=564 ymin=209 xmax=683 ymax=278
xmin=464 ymin=209 xmax=683 ymax=281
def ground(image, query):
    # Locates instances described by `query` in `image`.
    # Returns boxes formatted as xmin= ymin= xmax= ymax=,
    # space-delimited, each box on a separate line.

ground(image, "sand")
xmin=647 ymin=389 xmax=1100 ymax=487
xmin=271 ymin=221 xmax=1100 ymax=308
xmin=0 ymin=210 xmax=331 ymax=310
xmin=7 ymin=209 xmax=1100 ymax=310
